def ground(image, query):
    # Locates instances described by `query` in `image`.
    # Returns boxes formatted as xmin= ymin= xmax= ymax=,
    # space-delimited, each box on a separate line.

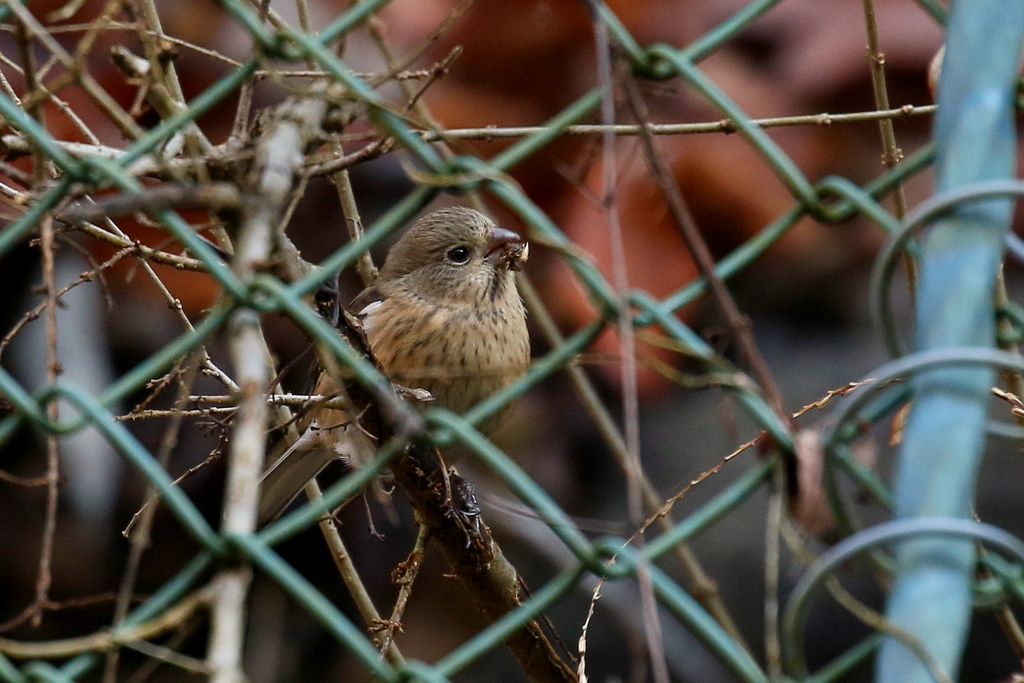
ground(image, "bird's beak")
xmin=485 ymin=227 xmax=529 ymax=271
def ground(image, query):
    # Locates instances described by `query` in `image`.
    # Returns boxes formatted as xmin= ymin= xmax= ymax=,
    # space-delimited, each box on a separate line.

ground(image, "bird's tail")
xmin=257 ymin=419 xmax=389 ymax=524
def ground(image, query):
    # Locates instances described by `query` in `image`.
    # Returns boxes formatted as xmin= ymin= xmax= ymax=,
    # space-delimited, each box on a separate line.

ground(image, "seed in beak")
xmin=485 ymin=227 xmax=524 ymax=257
xmin=485 ymin=227 xmax=528 ymax=270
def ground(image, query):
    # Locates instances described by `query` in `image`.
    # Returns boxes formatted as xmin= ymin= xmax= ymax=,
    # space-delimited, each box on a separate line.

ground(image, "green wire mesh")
xmin=1 ymin=0 xmax=1021 ymax=681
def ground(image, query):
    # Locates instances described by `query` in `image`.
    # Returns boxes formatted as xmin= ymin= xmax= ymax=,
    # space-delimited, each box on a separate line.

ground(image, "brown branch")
xmin=305 ymin=137 xmax=395 ymax=177
xmin=303 ymin=478 xmax=405 ymax=665
xmin=0 ymin=105 xmax=935 ymax=182
xmin=61 ymin=182 xmax=242 ymax=224
xmin=389 ymin=443 xmax=578 ymax=683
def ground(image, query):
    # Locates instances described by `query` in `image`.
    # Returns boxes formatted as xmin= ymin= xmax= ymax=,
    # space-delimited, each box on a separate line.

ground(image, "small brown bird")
xmin=258 ymin=207 xmax=530 ymax=522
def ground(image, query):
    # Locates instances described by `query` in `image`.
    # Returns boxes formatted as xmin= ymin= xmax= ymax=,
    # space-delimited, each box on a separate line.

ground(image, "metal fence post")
xmin=876 ymin=2 xmax=1024 ymax=681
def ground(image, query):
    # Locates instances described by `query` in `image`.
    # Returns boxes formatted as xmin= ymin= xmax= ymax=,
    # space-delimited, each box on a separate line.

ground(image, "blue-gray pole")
xmin=876 ymin=1 xmax=1024 ymax=681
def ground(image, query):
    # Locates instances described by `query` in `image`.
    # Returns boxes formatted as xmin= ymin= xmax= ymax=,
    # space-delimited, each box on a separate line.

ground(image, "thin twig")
xmin=763 ymin=465 xmax=784 ymax=678
xmin=120 ymin=241 xmax=239 ymax=392
xmin=69 ymin=0 xmax=127 ymax=75
xmin=302 ymin=479 xmax=404 ymax=664
xmin=306 ymin=136 xmax=395 ymax=178
xmin=0 ymin=588 xmax=214 ymax=659
xmin=124 ymin=618 xmax=203 ymax=683
xmin=862 ymin=0 xmax=915 ymax=303
xmin=128 ymin=0 xmax=211 ymax=153
xmin=377 ymin=524 xmax=429 ymax=657
xmin=62 ymin=221 xmax=207 ymax=270
xmin=368 ymin=0 xmax=475 ymax=95
xmin=409 ymin=105 xmax=936 ymax=141
xmin=121 ymin=639 xmax=210 ymax=675
xmin=0 ymin=105 xmax=935 ymax=181
xmin=104 ymin=355 xmax=203 ymax=683
xmin=588 ymin=15 xmax=669 ymax=683
xmin=403 ymin=45 xmax=462 ymax=113
xmin=231 ymin=0 xmax=272 ymax=141
xmin=622 ymin=71 xmax=787 ymax=419
xmin=331 ymin=162 xmax=379 ymax=284
xmin=17 ymin=17 xmax=63 ymax=632
xmin=862 ymin=0 xmax=909 ymax=223
xmin=0 ymin=244 xmax=136 ymax=361
xmin=518 ymin=277 xmax=747 ymax=642
xmin=636 ymin=380 xmax=866 ymax=539
xmin=4 ymin=1 xmax=145 ymax=140
xmin=0 ymin=45 xmax=103 ymax=146
xmin=123 ymin=445 xmax=223 ymax=536
xmin=0 ymin=470 xmax=49 ymax=486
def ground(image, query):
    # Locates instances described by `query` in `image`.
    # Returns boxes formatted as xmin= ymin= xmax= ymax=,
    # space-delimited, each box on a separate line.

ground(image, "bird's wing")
xmin=257 ymin=413 xmax=378 ymax=524
xmin=349 ymin=284 xmax=385 ymax=317
xmin=257 ymin=442 xmax=336 ymax=524
xmin=257 ymin=373 xmax=379 ymax=524
xmin=257 ymin=283 xmax=397 ymax=525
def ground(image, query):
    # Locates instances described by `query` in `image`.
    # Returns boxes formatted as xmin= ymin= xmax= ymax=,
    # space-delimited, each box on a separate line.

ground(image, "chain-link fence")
xmin=1 ymin=0 xmax=1023 ymax=681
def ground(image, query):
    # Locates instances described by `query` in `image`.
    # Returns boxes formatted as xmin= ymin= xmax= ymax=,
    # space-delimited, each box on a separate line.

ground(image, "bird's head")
xmin=380 ymin=207 xmax=529 ymax=304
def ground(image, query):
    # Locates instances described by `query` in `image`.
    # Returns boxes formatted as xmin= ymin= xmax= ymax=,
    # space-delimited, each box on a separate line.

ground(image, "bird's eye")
xmin=446 ymin=246 xmax=471 ymax=264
